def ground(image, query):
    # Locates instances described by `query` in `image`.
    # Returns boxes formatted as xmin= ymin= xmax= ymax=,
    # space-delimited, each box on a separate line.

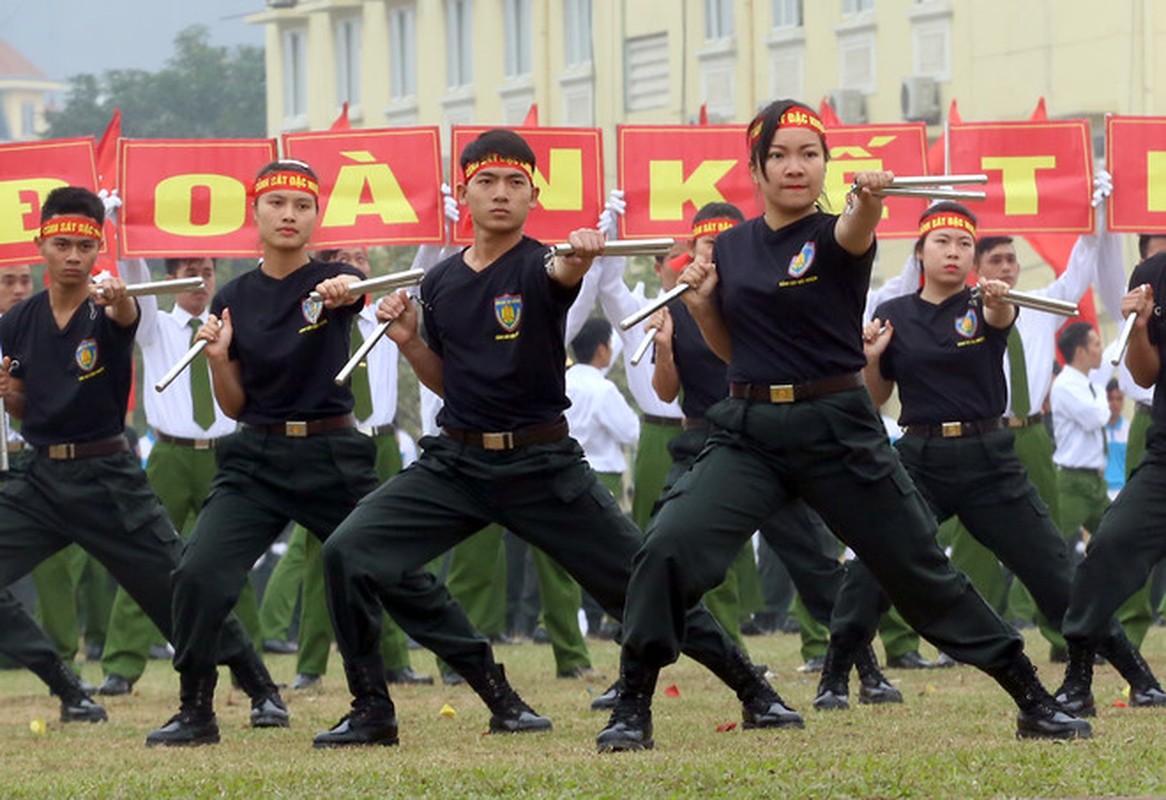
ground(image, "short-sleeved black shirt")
xmin=211 ymin=259 xmax=364 ymax=426
xmin=421 ymin=236 xmax=580 ymax=431
xmin=874 ymin=288 xmax=1012 ymax=426
xmin=712 ymin=212 xmax=875 ymax=384
xmin=1129 ymin=253 xmax=1166 ymax=459
xmin=669 ymin=300 xmax=727 ymax=420
xmin=0 ymin=292 xmax=138 ymax=446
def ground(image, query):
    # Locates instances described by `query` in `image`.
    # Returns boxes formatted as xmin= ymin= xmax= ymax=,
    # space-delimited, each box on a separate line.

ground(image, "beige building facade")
xmin=0 ymin=40 xmax=62 ymax=143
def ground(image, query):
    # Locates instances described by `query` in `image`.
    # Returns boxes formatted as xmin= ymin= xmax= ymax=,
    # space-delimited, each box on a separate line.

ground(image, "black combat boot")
xmin=714 ymin=648 xmax=804 ymax=728
xmin=227 ymin=648 xmax=290 ymax=728
xmin=590 ymin=678 xmax=622 ymax=711
xmin=596 ymin=661 xmax=657 ymax=752
xmin=146 ymin=671 xmax=220 ymax=746
xmin=1054 ymin=640 xmax=1096 ymax=717
xmin=1100 ymin=631 xmax=1166 ymax=708
xmin=37 ymin=659 xmax=108 ymax=723
xmin=989 ymin=654 xmax=1092 ymax=740
xmin=464 ymin=663 xmax=552 ymax=733
xmin=314 ymin=658 xmax=399 ymax=748
xmin=854 ymin=644 xmax=903 ymax=705
xmin=812 ymin=644 xmax=853 ymax=711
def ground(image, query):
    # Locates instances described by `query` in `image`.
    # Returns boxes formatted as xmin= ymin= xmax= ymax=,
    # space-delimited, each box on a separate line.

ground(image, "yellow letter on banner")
xmin=1148 ymin=151 xmax=1166 ymax=213
xmin=980 ymin=156 xmax=1057 ymax=215
xmin=155 ymin=174 xmax=247 ymax=237
xmin=321 ymin=151 xmax=419 ymax=227
xmin=0 ymin=178 xmax=68 ymax=244
xmin=648 ymin=160 xmax=736 ymax=220
xmin=824 ymin=158 xmax=888 ymax=219
xmin=533 ymin=149 xmax=584 ymax=211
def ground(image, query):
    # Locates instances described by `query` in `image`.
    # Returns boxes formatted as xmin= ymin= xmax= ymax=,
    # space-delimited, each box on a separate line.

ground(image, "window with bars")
xmin=446 ymin=0 xmax=473 ymax=88
xmin=283 ymin=28 xmax=307 ymax=118
xmin=564 ymin=0 xmax=592 ymax=67
xmin=772 ymin=0 xmax=803 ymax=28
xmin=389 ymin=5 xmax=417 ymax=99
xmin=504 ymin=0 xmax=532 ymax=77
xmin=842 ymin=0 xmax=875 ymax=14
xmin=705 ymin=0 xmax=734 ymax=40
xmin=334 ymin=16 xmax=361 ymax=106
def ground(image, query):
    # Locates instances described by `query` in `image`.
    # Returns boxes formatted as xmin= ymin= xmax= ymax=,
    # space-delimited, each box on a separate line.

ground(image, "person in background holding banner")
xmin=146 ymin=160 xmax=373 ymax=746
xmin=99 ymin=255 xmax=264 ymax=698
xmin=0 ymin=187 xmax=277 ymax=742
xmin=316 ymin=129 xmax=798 ymax=748
xmin=597 ymin=101 xmax=1089 ymax=751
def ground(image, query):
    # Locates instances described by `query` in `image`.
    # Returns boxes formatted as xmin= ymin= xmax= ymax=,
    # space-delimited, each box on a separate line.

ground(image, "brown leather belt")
xmin=904 ymin=418 xmax=1003 ymax=439
xmin=642 ymin=414 xmax=682 ymax=427
xmin=442 ymin=417 xmax=568 ymax=451
xmin=42 ymin=435 xmax=130 ymax=460
xmin=682 ymin=417 xmax=709 ymax=432
xmin=247 ymin=414 xmax=355 ymax=438
xmin=156 ymin=432 xmax=219 ymax=450
xmin=1059 ymin=465 xmax=1105 ymax=478
xmin=729 ymin=372 xmax=864 ymax=404
xmin=1003 ymin=412 xmax=1044 ymax=429
xmin=358 ymin=422 xmax=397 ymax=438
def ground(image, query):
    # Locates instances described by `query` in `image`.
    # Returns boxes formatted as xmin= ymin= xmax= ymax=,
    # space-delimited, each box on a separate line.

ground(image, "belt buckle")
xmin=1004 ymin=416 xmax=1023 ymax=429
xmin=49 ymin=443 xmax=76 ymax=459
xmin=481 ymin=431 xmax=515 ymax=451
xmin=941 ymin=422 xmax=963 ymax=438
xmin=285 ymin=421 xmax=308 ymax=438
xmin=769 ymin=384 xmax=796 ymax=403
xmin=193 ymin=438 xmax=212 ymax=450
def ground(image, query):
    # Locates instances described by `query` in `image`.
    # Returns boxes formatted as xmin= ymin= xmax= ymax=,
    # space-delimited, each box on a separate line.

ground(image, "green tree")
xmin=43 ymin=25 xmax=265 ymax=140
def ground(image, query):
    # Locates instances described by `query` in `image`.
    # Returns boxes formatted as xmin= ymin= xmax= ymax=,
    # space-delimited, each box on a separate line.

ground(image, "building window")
xmin=564 ymin=0 xmax=592 ymax=67
xmin=334 ymin=16 xmax=361 ymax=106
xmin=839 ymin=33 xmax=875 ymax=93
xmin=705 ymin=0 xmax=734 ymax=40
xmin=624 ymin=32 xmax=669 ymax=112
xmin=283 ymin=28 xmax=307 ymax=118
xmin=769 ymin=46 xmax=803 ymax=99
xmin=842 ymin=0 xmax=874 ymax=13
xmin=504 ymin=0 xmax=532 ymax=78
xmin=772 ymin=0 xmax=802 ymax=28
xmin=913 ymin=18 xmax=950 ymax=80
xmin=20 ymin=102 xmax=36 ymax=138
xmin=389 ymin=5 xmax=417 ymax=99
xmin=446 ymin=0 xmax=473 ymax=89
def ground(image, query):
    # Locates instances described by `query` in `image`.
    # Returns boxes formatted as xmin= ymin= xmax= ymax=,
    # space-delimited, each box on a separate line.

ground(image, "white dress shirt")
xmin=123 ymin=259 xmax=236 ymax=439
xmin=354 ymin=303 xmax=399 ymax=428
xmin=565 ymin=363 xmax=640 ymax=473
xmin=1051 ymin=365 xmax=1109 ymax=470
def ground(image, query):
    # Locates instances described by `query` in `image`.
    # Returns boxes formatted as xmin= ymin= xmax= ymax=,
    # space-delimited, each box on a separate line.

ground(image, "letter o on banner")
xmin=154 ymin=174 xmax=247 ymax=237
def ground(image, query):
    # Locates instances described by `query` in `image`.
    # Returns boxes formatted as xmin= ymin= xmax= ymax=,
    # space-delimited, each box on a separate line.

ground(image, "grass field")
xmin=1 ymin=629 xmax=1164 ymax=799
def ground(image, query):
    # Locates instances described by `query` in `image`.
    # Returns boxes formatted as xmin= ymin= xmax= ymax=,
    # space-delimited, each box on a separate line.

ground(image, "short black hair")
xmin=1137 ymin=234 xmax=1166 ymax=261
xmin=975 ymin=235 xmax=1014 ymax=261
xmin=40 ymin=186 xmax=103 ymax=226
xmin=459 ymin=129 xmax=537 ymax=175
xmin=914 ymin=201 xmax=977 ymax=254
xmin=746 ymin=99 xmax=829 ymax=180
xmin=315 ymin=249 xmax=341 ymax=263
xmin=164 ymin=257 xmax=217 ymax=276
xmin=1057 ymin=321 xmax=1095 ymax=363
xmin=693 ymin=202 xmax=745 ymax=226
xmin=571 ymin=317 xmax=612 ymax=365
xmin=1106 ymin=377 xmax=1120 ymax=394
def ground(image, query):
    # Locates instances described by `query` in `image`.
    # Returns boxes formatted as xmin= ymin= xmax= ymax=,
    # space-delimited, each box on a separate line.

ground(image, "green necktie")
xmin=189 ymin=318 xmax=216 ymax=430
xmin=349 ymin=321 xmax=373 ymax=422
xmin=1006 ymin=326 xmax=1031 ymax=418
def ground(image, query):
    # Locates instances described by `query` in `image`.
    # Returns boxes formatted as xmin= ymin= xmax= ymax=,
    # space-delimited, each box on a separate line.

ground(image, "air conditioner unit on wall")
xmin=828 ymin=89 xmax=868 ymax=125
xmin=901 ymin=76 xmax=941 ymax=124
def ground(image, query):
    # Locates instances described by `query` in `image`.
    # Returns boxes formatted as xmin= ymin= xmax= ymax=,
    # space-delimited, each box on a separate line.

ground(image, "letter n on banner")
xmin=0 ymin=138 xmax=99 ymax=266
xmin=119 ymin=139 xmax=277 ymax=258
xmin=1106 ymin=116 xmax=1166 ymax=233
xmin=283 ymin=127 xmax=444 ymax=247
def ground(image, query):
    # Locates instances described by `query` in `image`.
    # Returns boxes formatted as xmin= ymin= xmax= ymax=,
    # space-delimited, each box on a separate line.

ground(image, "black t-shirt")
xmin=1129 ymin=253 xmax=1166 ymax=459
xmin=712 ymin=212 xmax=875 ymax=384
xmin=211 ymin=259 xmax=364 ymax=426
xmin=421 ymin=236 xmax=580 ymax=431
xmin=0 ymin=292 xmax=137 ymax=446
xmin=875 ymin=288 xmax=1012 ymax=426
xmin=669 ymin=300 xmax=727 ymax=420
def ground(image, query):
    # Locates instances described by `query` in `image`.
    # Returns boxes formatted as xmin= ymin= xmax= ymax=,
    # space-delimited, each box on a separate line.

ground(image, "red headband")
xmin=40 ymin=216 xmax=103 ymax=241
xmin=691 ymin=218 xmax=738 ymax=239
xmin=749 ymin=108 xmax=828 ymax=148
xmin=253 ymin=171 xmax=319 ymax=199
xmin=919 ymin=211 xmax=977 ymax=239
xmin=463 ymin=155 xmax=534 ymax=183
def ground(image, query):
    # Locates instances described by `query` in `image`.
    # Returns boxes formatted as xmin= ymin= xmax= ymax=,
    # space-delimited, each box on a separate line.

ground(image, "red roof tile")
xmin=0 ymin=40 xmax=47 ymax=79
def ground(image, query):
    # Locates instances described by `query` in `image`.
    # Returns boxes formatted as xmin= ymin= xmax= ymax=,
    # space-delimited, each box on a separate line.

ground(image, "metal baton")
xmin=335 ymin=318 xmax=393 ymax=386
xmin=1112 ymin=312 xmax=1139 ymax=367
xmin=547 ymin=238 xmax=676 ymax=260
xmin=619 ymin=283 xmax=691 ymax=331
xmin=970 ymin=286 xmax=1079 ymax=317
xmin=857 ymin=174 xmax=988 ymax=201
xmin=155 ymin=340 xmax=208 ymax=393
xmin=629 ymin=328 xmax=658 ymax=367
xmin=308 ymin=269 xmax=425 ymax=303
xmin=100 ymin=278 xmax=205 ymax=298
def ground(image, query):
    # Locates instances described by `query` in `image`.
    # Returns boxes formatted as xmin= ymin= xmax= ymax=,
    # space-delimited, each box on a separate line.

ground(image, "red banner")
xmin=1106 ymin=116 xmax=1166 ymax=233
xmin=118 ymin=138 xmax=277 ymax=258
xmin=449 ymin=126 xmax=604 ymax=245
xmin=0 ymin=138 xmax=99 ymax=266
xmin=823 ymin=123 xmax=929 ymax=238
xmin=948 ymin=121 xmax=1094 ymax=235
xmin=282 ymin=127 xmax=444 ymax=247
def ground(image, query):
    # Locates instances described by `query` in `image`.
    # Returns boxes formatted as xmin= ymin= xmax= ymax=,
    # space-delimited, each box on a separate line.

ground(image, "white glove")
xmin=596 ymin=189 xmax=625 ymax=238
xmin=1092 ymin=170 xmax=1113 ymax=208
xmin=98 ymin=188 xmax=122 ymax=222
xmin=90 ymin=269 xmax=114 ymax=285
xmin=441 ymin=182 xmax=459 ymax=225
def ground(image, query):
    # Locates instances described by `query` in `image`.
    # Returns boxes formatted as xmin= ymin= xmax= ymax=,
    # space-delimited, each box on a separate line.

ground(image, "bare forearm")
xmin=1127 ymin=330 xmax=1161 ymax=389
xmin=651 ymin=348 xmax=680 ymax=403
xmin=208 ymin=358 xmax=245 ymax=419
xmin=862 ymin=361 xmax=893 ymax=407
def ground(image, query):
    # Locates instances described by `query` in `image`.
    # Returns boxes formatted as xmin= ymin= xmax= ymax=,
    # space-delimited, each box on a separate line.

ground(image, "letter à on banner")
xmin=449 ymin=126 xmax=604 ymax=245
xmin=1106 ymin=116 xmax=1166 ymax=233
xmin=948 ymin=121 xmax=1094 ymax=235
xmin=282 ymin=127 xmax=443 ymax=247
xmin=617 ymin=124 xmax=928 ymax=239
xmin=0 ymin=138 xmax=99 ymax=266
xmin=119 ymin=139 xmax=278 ymax=258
